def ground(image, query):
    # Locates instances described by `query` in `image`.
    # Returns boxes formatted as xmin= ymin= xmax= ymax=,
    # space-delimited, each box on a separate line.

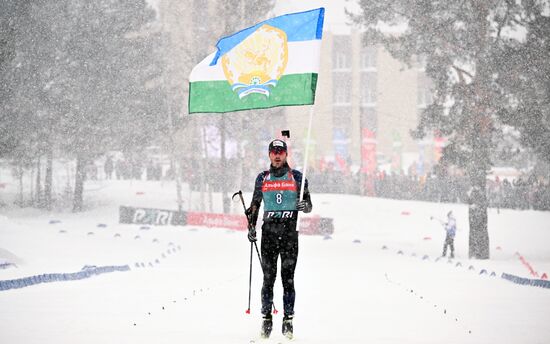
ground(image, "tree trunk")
xmin=200 ymin=125 xmax=207 ymax=212
xmin=467 ymin=102 xmax=491 ymax=259
xmin=30 ymin=163 xmax=35 ymax=204
xmin=73 ymin=155 xmax=85 ymax=212
xmin=35 ymin=156 xmax=43 ymax=208
xmin=17 ymin=164 xmax=24 ymax=206
xmin=468 ymin=160 xmax=490 ymax=259
xmin=468 ymin=4 xmax=492 ymax=259
xmin=44 ymin=147 xmax=53 ymax=210
xmin=220 ymin=116 xmax=230 ymax=213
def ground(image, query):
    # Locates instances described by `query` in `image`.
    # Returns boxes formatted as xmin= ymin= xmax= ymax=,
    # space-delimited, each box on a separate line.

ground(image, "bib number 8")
xmin=276 ymin=193 xmax=283 ymax=204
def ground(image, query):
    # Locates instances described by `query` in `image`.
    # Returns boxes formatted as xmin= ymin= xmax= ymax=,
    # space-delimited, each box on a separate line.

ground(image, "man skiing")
xmin=246 ymin=139 xmax=312 ymax=339
xmin=442 ymin=211 xmax=456 ymax=258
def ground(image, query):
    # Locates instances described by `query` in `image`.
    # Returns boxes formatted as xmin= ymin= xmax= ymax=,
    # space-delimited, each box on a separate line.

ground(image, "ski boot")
xmin=260 ymin=314 xmax=273 ymax=339
xmin=282 ymin=315 xmax=293 ymax=340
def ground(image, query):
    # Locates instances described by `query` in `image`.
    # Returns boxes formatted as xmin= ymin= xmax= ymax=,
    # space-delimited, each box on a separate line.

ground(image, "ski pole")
xmin=232 ymin=190 xmax=278 ymax=315
xmin=252 ymin=240 xmax=278 ymax=314
xmin=246 ymin=242 xmax=253 ymax=314
xmin=430 ymin=216 xmax=445 ymax=225
xmin=232 ymin=190 xmax=249 ymax=221
xmin=253 ymin=242 xmax=263 ymax=266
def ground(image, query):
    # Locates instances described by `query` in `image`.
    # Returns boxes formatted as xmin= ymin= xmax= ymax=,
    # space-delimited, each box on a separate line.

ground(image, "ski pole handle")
xmin=233 ymin=190 xmax=248 ymax=217
xmin=237 ymin=191 xmax=247 ymax=211
xmin=233 ymin=190 xmax=252 ymax=225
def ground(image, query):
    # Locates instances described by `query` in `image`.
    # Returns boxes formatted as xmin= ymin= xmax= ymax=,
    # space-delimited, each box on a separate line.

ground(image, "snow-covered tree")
xmin=57 ymin=0 xmax=164 ymax=211
xmin=495 ymin=12 xmax=550 ymax=163
xmin=352 ymin=0 xmax=550 ymax=259
xmin=0 ymin=1 xmax=33 ymax=159
xmin=1 ymin=0 xmax=164 ymax=211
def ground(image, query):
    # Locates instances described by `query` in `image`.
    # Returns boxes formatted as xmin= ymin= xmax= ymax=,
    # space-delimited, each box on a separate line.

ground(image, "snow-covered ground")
xmin=1 ymin=178 xmax=549 ymax=344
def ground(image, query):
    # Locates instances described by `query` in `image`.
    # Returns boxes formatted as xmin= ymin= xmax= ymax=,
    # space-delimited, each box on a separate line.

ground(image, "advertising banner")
xmin=187 ymin=212 xmax=248 ymax=231
xmin=119 ymin=206 xmax=186 ymax=226
xmin=361 ymin=128 xmax=377 ymax=174
xmin=119 ymin=207 xmax=334 ymax=236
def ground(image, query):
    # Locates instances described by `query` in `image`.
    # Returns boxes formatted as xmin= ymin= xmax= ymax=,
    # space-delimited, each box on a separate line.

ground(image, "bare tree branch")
xmin=452 ymin=65 xmax=473 ymax=83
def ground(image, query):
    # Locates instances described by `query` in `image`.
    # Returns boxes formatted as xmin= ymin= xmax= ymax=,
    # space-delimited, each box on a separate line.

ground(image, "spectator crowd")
xmin=307 ymin=167 xmax=550 ymax=211
xmin=90 ymin=154 xmax=550 ymax=212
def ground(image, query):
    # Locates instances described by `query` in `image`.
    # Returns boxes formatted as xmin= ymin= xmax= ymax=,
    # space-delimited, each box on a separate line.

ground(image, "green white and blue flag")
xmin=189 ymin=8 xmax=325 ymax=113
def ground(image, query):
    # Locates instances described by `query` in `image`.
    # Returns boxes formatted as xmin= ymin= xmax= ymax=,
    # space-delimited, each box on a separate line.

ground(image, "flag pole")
xmin=297 ymin=105 xmax=314 ymax=231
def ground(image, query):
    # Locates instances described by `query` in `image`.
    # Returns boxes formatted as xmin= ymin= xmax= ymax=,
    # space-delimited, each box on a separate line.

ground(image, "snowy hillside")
xmin=1 ymin=179 xmax=549 ymax=344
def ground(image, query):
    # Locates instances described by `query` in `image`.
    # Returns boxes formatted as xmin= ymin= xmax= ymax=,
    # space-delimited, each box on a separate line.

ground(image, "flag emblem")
xmin=222 ymin=24 xmax=288 ymax=99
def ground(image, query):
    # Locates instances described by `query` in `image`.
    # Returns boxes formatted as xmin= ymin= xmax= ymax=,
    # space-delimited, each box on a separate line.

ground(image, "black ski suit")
xmin=249 ymin=163 xmax=312 ymax=317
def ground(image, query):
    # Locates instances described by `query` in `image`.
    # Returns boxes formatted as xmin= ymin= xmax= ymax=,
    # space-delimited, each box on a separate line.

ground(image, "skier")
xmin=246 ymin=139 xmax=312 ymax=339
xmin=442 ymin=211 xmax=456 ymax=258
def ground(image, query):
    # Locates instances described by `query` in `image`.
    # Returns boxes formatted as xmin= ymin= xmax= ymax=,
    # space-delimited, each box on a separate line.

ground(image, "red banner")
xmin=434 ymin=134 xmax=446 ymax=162
xmin=186 ymin=212 xmax=248 ymax=231
xmin=299 ymin=216 xmax=320 ymax=235
xmin=361 ymin=128 xmax=377 ymax=174
xmin=118 ymin=207 xmax=334 ymax=236
xmin=186 ymin=212 xmax=333 ymax=236
xmin=335 ymin=154 xmax=350 ymax=176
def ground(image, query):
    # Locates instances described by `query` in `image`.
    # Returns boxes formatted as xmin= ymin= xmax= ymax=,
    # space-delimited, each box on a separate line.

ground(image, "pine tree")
xmin=55 ymin=0 xmax=163 ymax=211
xmin=494 ymin=11 xmax=550 ymax=163
xmin=0 ymin=0 xmax=33 ymax=159
xmin=1 ymin=0 xmax=51 ymax=206
xmin=1 ymin=0 xmax=164 ymax=210
xmin=353 ymin=0 xmax=550 ymax=259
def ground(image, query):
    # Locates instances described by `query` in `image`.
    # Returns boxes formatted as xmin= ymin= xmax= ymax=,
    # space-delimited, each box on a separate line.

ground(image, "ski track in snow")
xmin=1 ymin=180 xmax=549 ymax=344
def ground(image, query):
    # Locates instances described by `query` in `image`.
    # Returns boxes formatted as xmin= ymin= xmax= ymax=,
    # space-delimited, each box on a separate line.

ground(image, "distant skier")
xmin=246 ymin=139 xmax=312 ymax=339
xmin=442 ymin=211 xmax=456 ymax=258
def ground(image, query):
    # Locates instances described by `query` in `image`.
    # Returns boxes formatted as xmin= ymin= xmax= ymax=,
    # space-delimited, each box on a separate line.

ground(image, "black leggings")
xmin=260 ymin=222 xmax=299 ymax=316
xmin=443 ymin=235 xmax=455 ymax=257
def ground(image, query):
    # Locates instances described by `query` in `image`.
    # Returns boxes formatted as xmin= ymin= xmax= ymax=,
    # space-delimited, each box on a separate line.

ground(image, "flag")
xmin=189 ymin=8 xmax=325 ymax=114
xmin=361 ymin=128 xmax=377 ymax=174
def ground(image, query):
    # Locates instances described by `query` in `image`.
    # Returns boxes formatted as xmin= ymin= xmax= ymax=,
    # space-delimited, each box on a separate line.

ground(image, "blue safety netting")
xmin=0 ymin=265 xmax=130 ymax=291
xmin=501 ymin=273 xmax=550 ymax=289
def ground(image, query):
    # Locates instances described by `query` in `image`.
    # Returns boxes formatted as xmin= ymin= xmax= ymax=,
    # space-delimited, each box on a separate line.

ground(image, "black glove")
xmin=245 ymin=205 xmax=257 ymax=221
xmin=247 ymin=225 xmax=257 ymax=242
xmin=296 ymin=200 xmax=308 ymax=212
xmin=245 ymin=205 xmax=255 ymax=216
